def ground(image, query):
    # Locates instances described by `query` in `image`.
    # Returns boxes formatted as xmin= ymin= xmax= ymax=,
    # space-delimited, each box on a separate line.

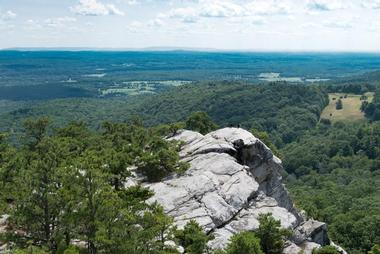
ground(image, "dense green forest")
xmin=362 ymin=88 xmax=380 ymax=121
xmin=0 ymin=82 xmax=328 ymax=147
xmin=280 ymin=83 xmax=380 ymax=253
xmin=1 ymin=78 xmax=380 ymax=253
xmin=283 ymin=121 xmax=380 ymax=253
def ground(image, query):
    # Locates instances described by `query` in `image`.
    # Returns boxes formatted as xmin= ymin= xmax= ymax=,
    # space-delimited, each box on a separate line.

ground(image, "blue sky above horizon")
xmin=1 ymin=0 xmax=380 ymax=51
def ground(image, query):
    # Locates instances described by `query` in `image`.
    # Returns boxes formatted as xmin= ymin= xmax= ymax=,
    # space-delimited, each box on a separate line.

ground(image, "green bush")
xmin=256 ymin=213 xmax=292 ymax=254
xmin=223 ymin=231 xmax=263 ymax=254
xmin=185 ymin=111 xmax=218 ymax=135
xmin=175 ymin=220 xmax=213 ymax=254
xmin=312 ymin=245 xmax=341 ymax=254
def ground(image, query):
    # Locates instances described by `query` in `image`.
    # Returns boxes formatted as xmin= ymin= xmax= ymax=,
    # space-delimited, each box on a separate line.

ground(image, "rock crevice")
xmin=145 ymin=128 xmax=332 ymax=253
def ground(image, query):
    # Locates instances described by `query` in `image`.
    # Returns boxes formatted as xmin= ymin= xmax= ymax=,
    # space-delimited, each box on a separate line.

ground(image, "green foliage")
xmin=284 ymin=122 xmax=380 ymax=253
xmin=0 ymin=119 xmax=189 ymax=254
xmin=23 ymin=117 xmax=50 ymax=148
xmin=0 ymin=82 xmax=328 ymax=147
xmin=62 ymin=246 xmax=81 ymax=254
xmin=185 ymin=111 xmax=218 ymax=135
xmin=335 ymin=99 xmax=343 ymax=110
xmin=11 ymin=246 xmax=49 ymax=254
xmin=137 ymin=137 xmax=189 ymax=182
xmin=312 ymin=246 xmax=341 ymax=254
xmin=369 ymin=245 xmax=380 ymax=254
xmin=222 ymin=231 xmax=263 ymax=254
xmin=175 ymin=220 xmax=213 ymax=254
xmin=256 ymin=213 xmax=292 ymax=254
xmin=363 ymin=89 xmax=380 ymax=121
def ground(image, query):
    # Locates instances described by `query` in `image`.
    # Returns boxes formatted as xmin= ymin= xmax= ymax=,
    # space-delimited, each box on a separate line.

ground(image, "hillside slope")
xmin=0 ymin=82 xmax=328 ymax=146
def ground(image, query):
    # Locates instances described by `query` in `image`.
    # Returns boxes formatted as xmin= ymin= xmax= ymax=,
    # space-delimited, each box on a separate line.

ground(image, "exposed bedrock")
xmin=144 ymin=128 xmax=336 ymax=253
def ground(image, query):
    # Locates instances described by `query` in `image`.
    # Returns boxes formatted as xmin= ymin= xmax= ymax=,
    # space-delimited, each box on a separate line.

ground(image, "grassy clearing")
xmin=321 ymin=92 xmax=374 ymax=122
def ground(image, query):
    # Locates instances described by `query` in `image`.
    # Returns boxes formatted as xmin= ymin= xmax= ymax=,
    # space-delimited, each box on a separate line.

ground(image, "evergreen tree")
xmin=185 ymin=112 xmax=218 ymax=135
xmin=256 ymin=214 xmax=292 ymax=254
xmin=223 ymin=231 xmax=263 ymax=254
xmin=8 ymin=120 xmax=67 ymax=251
xmin=137 ymin=137 xmax=189 ymax=182
xmin=336 ymin=99 xmax=343 ymax=110
xmin=175 ymin=220 xmax=213 ymax=254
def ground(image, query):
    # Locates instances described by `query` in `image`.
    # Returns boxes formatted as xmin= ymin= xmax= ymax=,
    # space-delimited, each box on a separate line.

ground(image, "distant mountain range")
xmin=1 ymin=47 xmax=223 ymax=52
xmin=4 ymin=47 xmax=380 ymax=53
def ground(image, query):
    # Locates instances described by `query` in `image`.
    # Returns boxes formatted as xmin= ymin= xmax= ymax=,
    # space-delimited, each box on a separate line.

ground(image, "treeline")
xmin=325 ymin=70 xmax=380 ymax=93
xmin=0 ymin=82 xmax=328 ymax=148
xmin=361 ymin=88 xmax=380 ymax=121
xmin=128 ymin=82 xmax=329 ymax=147
xmin=0 ymin=84 xmax=92 ymax=101
xmin=324 ymin=83 xmax=375 ymax=94
xmin=282 ymin=121 xmax=380 ymax=253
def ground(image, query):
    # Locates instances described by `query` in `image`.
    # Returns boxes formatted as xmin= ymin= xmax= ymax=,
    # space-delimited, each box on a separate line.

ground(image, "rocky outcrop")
xmin=0 ymin=215 xmax=9 ymax=252
xmin=144 ymin=128 xmax=333 ymax=253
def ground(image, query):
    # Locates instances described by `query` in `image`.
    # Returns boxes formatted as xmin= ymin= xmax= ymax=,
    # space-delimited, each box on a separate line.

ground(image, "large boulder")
xmin=144 ymin=128 xmax=335 ymax=252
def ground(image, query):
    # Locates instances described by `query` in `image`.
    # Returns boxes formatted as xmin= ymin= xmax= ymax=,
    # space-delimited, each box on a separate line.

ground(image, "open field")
xmin=321 ymin=92 xmax=374 ymax=122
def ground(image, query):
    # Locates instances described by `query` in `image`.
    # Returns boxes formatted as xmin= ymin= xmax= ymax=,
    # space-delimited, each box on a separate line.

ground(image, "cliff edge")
xmin=145 ymin=128 xmax=335 ymax=253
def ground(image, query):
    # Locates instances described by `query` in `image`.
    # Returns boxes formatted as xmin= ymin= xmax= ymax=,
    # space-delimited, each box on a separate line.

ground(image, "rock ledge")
xmin=145 ymin=128 xmax=333 ymax=253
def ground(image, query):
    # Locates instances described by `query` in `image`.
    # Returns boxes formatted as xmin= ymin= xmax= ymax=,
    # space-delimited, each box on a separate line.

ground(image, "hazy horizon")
xmin=1 ymin=0 xmax=380 ymax=51
xmin=3 ymin=46 xmax=380 ymax=54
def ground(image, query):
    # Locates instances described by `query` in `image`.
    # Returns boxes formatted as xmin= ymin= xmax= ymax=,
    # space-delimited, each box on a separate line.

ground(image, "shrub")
xmin=185 ymin=111 xmax=218 ymax=135
xmin=312 ymin=245 xmax=341 ymax=254
xmin=223 ymin=231 xmax=263 ymax=254
xmin=336 ymin=99 xmax=343 ymax=110
xmin=175 ymin=220 xmax=213 ymax=254
xmin=256 ymin=213 xmax=292 ymax=254
xmin=137 ymin=138 xmax=189 ymax=182
xmin=369 ymin=245 xmax=380 ymax=254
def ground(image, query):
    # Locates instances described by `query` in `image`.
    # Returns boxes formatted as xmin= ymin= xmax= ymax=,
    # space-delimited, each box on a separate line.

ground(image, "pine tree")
xmin=256 ymin=213 xmax=292 ymax=254
xmin=185 ymin=111 xmax=218 ymax=135
xmin=175 ymin=220 xmax=213 ymax=254
xmin=223 ymin=231 xmax=263 ymax=254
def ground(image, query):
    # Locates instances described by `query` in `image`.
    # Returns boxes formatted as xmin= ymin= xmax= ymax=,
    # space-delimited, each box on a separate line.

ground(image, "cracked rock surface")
xmin=144 ymin=128 xmax=333 ymax=253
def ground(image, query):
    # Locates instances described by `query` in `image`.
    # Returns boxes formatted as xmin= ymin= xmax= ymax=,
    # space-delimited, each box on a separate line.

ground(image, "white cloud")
xmin=166 ymin=0 xmax=293 ymax=23
xmin=307 ymin=0 xmax=347 ymax=11
xmin=251 ymin=16 xmax=266 ymax=25
xmin=148 ymin=18 xmax=164 ymax=27
xmin=0 ymin=10 xmax=17 ymax=21
xmin=126 ymin=0 xmax=139 ymax=5
xmin=244 ymin=0 xmax=292 ymax=16
xmin=71 ymin=0 xmax=124 ymax=16
xmin=369 ymin=19 xmax=380 ymax=31
xmin=199 ymin=1 xmax=245 ymax=18
xmin=323 ymin=19 xmax=353 ymax=29
xmin=44 ymin=17 xmax=77 ymax=28
xmin=167 ymin=7 xmax=199 ymax=23
xmin=24 ymin=17 xmax=77 ymax=31
xmin=361 ymin=0 xmax=380 ymax=9
xmin=301 ymin=22 xmax=321 ymax=29
xmin=230 ymin=16 xmax=266 ymax=26
xmin=127 ymin=21 xmax=144 ymax=33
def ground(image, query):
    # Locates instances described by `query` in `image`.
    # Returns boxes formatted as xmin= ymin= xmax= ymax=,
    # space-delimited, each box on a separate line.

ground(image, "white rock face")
xmin=0 ymin=215 xmax=9 ymax=252
xmin=144 ymin=128 xmax=333 ymax=252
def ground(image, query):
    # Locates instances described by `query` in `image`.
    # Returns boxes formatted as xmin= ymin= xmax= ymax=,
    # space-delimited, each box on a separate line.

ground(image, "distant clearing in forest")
xmin=321 ymin=92 xmax=374 ymax=122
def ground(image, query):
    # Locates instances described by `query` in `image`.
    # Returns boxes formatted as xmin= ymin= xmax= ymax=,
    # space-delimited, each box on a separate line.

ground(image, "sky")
xmin=1 ymin=0 xmax=380 ymax=51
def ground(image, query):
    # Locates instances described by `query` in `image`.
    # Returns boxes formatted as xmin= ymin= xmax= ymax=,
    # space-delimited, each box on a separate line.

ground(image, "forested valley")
xmin=0 ymin=78 xmax=380 ymax=254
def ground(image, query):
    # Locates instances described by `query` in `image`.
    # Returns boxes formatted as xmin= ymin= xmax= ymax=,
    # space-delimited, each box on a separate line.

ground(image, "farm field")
xmin=321 ymin=92 xmax=374 ymax=122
